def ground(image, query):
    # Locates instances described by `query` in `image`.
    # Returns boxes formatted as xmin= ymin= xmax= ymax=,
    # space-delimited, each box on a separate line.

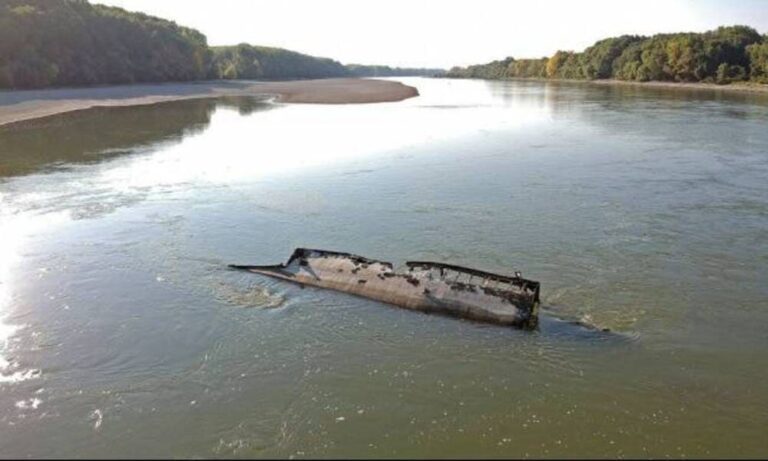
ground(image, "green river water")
xmin=0 ymin=78 xmax=766 ymax=458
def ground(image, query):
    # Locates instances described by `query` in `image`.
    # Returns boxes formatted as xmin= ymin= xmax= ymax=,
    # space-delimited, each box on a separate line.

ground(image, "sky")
xmin=96 ymin=0 xmax=768 ymax=69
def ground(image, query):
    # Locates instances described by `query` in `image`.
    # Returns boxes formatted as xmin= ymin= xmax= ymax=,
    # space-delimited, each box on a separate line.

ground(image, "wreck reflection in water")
xmin=0 ymin=78 xmax=767 ymax=458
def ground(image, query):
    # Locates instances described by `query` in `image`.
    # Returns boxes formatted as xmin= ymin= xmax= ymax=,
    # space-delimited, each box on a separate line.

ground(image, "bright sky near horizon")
xmin=96 ymin=0 xmax=768 ymax=69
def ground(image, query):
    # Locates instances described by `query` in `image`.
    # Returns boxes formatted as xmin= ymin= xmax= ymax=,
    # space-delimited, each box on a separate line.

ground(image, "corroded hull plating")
xmin=230 ymin=248 xmax=540 ymax=329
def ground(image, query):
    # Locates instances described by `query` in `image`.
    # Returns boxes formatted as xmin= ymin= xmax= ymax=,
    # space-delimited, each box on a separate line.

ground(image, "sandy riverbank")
xmin=0 ymin=78 xmax=418 ymax=128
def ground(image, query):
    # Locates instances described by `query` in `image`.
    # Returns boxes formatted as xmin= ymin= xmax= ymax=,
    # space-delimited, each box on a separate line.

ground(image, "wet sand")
xmin=0 ymin=78 xmax=418 ymax=128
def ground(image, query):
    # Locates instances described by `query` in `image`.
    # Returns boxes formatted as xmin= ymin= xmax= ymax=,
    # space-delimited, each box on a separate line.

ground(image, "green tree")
xmin=613 ymin=41 xmax=644 ymax=80
xmin=507 ymin=58 xmax=548 ymax=78
xmin=209 ymin=44 xmax=349 ymax=80
xmin=747 ymin=41 xmax=768 ymax=83
xmin=446 ymin=25 xmax=765 ymax=86
xmin=715 ymin=62 xmax=747 ymax=84
xmin=581 ymin=35 xmax=644 ymax=79
xmin=665 ymin=35 xmax=708 ymax=82
xmin=705 ymin=26 xmax=762 ymax=71
xmin=346 ymin=64 xmax=444 ymax=77
xmin=546 ymin=51 xmax=567 ymax=78
xmin=0 ymin=0 xmax=210 ymax=89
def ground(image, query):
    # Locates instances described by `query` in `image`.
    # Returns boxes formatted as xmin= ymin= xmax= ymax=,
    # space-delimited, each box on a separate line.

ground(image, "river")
xmin=0 ymin=78 xmax=766 ymax=457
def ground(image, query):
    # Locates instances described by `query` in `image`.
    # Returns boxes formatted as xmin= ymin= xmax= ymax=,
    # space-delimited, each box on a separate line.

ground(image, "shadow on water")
xmin=0 ymin=97 xmax=273 ymax=178
xmin=0 ymin=80 xmax=261 ymax=105
xmin=487 ymin=78 xmax=768 ymax=105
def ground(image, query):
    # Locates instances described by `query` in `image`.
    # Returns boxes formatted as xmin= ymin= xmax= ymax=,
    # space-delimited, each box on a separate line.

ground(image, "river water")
xmin=0 ymin=78 xmax=766 ymax=458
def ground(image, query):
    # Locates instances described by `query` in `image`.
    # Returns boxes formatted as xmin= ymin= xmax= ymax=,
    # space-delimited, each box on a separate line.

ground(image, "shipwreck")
xmin=230 ymin=248 xmax=540 ymax=329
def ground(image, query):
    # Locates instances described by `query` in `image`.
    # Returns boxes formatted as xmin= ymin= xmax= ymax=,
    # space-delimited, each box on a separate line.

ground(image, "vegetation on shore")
xmin=0 ymin=0 xmax=210 ymax=88
xmin=346 ymin=64 xmax=445 ymax=78
xmin=447 ymin=26 xmax=768 ymax=85
xmin=6 ymin=0 xmax=764 ymax=90
xmin=209 ymin=45 xmax=349 ymax=80
xmin=0 ymin=0 xmax=442 ymax=89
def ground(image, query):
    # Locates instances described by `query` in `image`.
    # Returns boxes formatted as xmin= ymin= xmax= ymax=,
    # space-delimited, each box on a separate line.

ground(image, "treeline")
xmin=0 ymin=0 xmax=210 ymax=88
xmin=209 ymin=45 xmax=349 ymax=80
xmin=202 ymin=48 xmax=445 ymax=81
xmin=447 ymin=26 xmax=768 ymax=85
xmin=346 ymin=64 xmax=444 ymax=77
xmin=0 ymin=0 xmax=442 ymax=89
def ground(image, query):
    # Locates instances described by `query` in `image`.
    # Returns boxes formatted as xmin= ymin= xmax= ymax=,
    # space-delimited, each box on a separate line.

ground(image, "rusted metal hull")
xmin=230 ymin=248 xmax=540 ymax=329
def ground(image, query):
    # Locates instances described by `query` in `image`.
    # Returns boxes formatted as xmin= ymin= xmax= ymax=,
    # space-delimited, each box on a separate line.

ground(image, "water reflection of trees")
xmin=0 ymin=97 xmax=271 ymax=177
xmin=484 ymin=79 xmax=768 ymax=138
xmin=488 ymin=78 xmax=768 ymax=110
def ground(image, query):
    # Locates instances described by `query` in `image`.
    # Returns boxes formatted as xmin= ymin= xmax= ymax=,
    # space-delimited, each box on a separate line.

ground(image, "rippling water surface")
xmin=1 ymin=78 xmax=767 ymax=458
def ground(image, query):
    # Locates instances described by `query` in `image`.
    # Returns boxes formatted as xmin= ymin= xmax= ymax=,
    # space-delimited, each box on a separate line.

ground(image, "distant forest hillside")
xmin=209 ymin=45 xmax=349 ymax=80
xmin=0 ymin=0 xmax=442 ymax=89
xmin=346 ymin=65 xmax=445 ymax=78
xmin=208 ymin=49 xmax=446 ymax=80
xmin=447 ymin=26 xmax=768 ymax=85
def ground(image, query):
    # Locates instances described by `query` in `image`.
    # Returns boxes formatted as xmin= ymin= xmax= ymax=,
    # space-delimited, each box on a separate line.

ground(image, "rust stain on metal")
xmin=230 ymin=248 xmax=540 ymax=329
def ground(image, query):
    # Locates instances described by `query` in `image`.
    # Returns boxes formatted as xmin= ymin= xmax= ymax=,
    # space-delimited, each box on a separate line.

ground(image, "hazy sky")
xmin=96 ymin=0 xmax=768 ymax=69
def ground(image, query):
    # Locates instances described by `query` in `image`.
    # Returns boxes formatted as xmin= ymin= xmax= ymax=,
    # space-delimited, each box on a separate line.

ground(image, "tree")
xmin=666 ymin=35 xmax=708 ymax=82
xmin=0 ymin=0 xmax=210 ymax=89
xmin=209 ymin=44 xmax=349 ymax=80
xmin=707 ymin=26 xmax=761 ymax=67
xmin=346 ymin=64 xmax=444 ymax=77
xmin=546 ymin=51 xmax=567 ymax=78
xmin=582 ymin=35 xmax=644 ymax=79
xmin=715 ymin=63 xmax=747 ymax=84
xmin=1 ymin=0 xmax=385 ymax=88
xmin=507 ymin=58 xmax=548 ymax=78
xmin=747 ymin=41 xmax=768 ymax=83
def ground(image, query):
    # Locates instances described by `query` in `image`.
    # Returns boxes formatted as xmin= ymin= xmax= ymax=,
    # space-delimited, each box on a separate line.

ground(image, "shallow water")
xmin=0 ymin=78 xmax=767 ymax=458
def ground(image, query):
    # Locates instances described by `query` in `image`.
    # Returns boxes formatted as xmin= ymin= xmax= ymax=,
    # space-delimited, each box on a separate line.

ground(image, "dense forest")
xmin=6 ymin=1 xmax=763 ymax=90
xmin=208 ymin=47 xmax=446 ymax=81
xmin=0 ymin=0 xmax=210 ymax=88
xmin=447 ymin=26 xmax=768 ymax=85
xmin=0 ymin=0 xmax=440 ymax=89
xmin=209 ymin=45 xmax=349 ymax=80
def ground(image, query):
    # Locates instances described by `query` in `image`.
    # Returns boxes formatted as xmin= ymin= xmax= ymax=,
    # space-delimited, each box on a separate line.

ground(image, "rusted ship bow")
xmin=230 ymin=248 xmax=540 ymax=329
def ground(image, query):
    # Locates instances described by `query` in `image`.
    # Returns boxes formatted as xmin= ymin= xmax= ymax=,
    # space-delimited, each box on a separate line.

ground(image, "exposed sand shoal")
xmin=0 ymin=78 xmax=419 ymax=128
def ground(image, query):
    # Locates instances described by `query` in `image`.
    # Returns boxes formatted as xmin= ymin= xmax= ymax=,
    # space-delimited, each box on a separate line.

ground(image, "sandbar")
xmin=0 ymin=78 xmax=419 ymax=128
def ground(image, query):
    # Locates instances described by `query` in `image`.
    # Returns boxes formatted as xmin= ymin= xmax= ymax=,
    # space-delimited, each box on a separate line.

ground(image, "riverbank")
xmin=459 ymin=76 xmax=768 ymax=94
xmin=592 ymin=79 xmax=768 ymax=94
xmin=0 ymin=78 xmax=418 ymax=128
